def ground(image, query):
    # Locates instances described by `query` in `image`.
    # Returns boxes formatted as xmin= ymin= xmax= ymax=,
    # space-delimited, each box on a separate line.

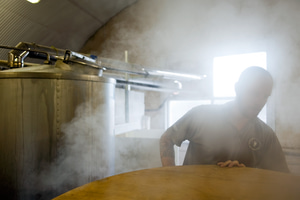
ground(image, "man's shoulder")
xmin=186 ymin=104 xmax=227 ymax=121
xmin=255 ymin=118 xmax=274 ymax=132
xmin=253 ymin=118 xmax=276 ymax=140
xmin=191 ymin=104 xmax=226 ymax=112
xmin=190 ymin=104 xmax=228 ymax=115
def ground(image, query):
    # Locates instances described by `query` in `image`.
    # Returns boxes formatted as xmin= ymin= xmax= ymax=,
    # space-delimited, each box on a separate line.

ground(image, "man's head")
xmin=235 ymin=66 xmax=273 ymax=119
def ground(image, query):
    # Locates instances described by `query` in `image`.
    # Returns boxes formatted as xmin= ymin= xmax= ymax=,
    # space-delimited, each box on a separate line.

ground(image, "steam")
xmin=115 ymin=135 xmax=162 ymax=175
xmin=34 ymin=95 xmax=115 ymax=197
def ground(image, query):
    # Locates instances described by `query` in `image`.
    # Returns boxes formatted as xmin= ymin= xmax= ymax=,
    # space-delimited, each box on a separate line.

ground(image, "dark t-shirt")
xmin=163 ymin=102 xmax=289 ymax=173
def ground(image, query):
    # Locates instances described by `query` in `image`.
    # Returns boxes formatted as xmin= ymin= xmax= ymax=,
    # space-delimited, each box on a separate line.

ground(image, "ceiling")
xmin=0 ymin=0 xmax=137 ymax=60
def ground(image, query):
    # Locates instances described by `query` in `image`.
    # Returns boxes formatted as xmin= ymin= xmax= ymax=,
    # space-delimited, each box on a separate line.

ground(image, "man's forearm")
xmin=160 ymin=134 xmax=175 ymax=166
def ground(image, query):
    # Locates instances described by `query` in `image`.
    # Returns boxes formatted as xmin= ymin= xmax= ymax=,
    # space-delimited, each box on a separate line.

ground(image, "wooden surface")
xmin=53 ymin=165 xmax=300 ymax=200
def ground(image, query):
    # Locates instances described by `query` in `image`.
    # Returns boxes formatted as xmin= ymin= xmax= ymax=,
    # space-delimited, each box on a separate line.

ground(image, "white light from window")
xmin=27 ymin=0 xmax=40 ymax=4
xmin=213 ymin=52 xmax=267 ymax=97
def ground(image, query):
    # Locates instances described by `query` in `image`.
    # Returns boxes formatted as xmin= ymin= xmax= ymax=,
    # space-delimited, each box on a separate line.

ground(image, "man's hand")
xmin=217 ymin=160 xmax=246 ymax=168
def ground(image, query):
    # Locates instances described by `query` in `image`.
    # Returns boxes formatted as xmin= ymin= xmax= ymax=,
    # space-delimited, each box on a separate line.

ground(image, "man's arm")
xmin=260 ymin=134 xmax=290 ymax=173
xmin=159 ymin=106 xmax=199 ymax=167
xmin=160 ymin=133 xmax=175 ymax=166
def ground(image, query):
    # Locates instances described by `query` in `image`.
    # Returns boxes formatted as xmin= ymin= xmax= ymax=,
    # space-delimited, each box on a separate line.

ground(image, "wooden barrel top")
xmin=53 ymin=165 xmax=300 ymax=200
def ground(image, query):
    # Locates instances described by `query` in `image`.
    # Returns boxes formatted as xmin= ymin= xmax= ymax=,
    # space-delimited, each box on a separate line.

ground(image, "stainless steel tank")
xmin=0 ymin=62 xmax=116 ymax=200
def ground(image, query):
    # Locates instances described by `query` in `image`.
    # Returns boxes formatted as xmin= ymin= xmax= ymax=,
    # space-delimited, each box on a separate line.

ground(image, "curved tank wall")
xmin=0 ymin=66 xmax=116 ymax=200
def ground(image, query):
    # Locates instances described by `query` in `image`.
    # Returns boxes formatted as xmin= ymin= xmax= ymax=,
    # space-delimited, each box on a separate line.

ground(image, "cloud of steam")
xmin=33 ymin=92 xmax=115 ymax=197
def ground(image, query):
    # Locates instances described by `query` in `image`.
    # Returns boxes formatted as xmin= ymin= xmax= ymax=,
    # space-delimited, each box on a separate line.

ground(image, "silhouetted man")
xmin=160 ymin=66 xmax=289 ymax=173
